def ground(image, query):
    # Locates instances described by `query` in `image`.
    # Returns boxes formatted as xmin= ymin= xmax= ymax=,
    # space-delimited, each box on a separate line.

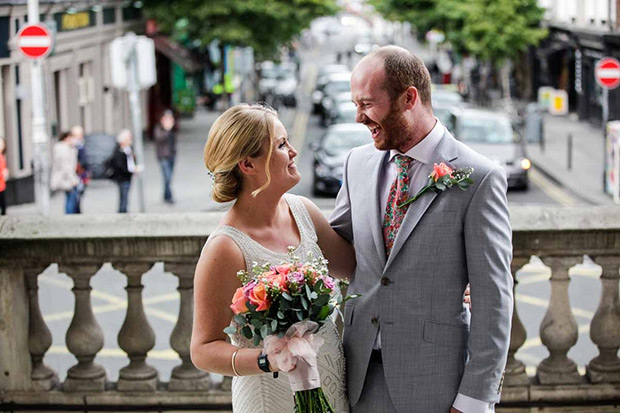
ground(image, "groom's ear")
xmin=404 ymin=86 xmax=419 ymax=110
xmin=238 ymin=157 xmax=258 ymax=176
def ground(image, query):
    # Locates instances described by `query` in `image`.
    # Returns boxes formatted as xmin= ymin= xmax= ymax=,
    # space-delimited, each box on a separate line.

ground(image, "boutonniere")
xmin=398 ymin=162 xmax=474 ymax=208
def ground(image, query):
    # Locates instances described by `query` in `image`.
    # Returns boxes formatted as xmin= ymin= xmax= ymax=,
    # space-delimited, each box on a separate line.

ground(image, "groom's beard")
xmin=373 ymin=100 xmax=409 ymax=151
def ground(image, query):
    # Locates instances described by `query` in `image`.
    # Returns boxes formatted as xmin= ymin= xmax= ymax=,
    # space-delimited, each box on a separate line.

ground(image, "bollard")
xmin=567 ymin=133 xmax=573 ymax=170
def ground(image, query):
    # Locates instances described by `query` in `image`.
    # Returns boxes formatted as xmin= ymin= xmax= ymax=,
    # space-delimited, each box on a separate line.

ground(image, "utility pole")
xmin=28 ymin=0 xmax=50 ymax=215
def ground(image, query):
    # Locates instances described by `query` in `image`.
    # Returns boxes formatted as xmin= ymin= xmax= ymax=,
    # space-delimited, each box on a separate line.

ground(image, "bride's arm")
xmin=190 ymin=236 xmax=269 ymax=376
xmin=299 ymin=196 xmax=356 ymax=280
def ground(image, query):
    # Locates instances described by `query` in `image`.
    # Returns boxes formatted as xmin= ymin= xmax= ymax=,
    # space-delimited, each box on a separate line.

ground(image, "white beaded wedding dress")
xmin=205 ymin=194 xmax=350 ymax=413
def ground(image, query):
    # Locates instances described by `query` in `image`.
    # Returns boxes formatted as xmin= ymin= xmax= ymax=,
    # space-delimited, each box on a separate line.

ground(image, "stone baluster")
xmin=25 ymin=266 xmax=59 ymax=391
xmin=61 ymin=263 xmax=107 ymax=392
xmin=536 ymin=256 xmax=582 ymax=385
xmin=586 ymin=257 xmax=620 ymax=383
xmin=504 ymin=257 xmax=530 ymax=387
xmin=114 ymin=263 xmax=159 ymax=391
xmin=166 ymin=263 xmax=211 ymax=391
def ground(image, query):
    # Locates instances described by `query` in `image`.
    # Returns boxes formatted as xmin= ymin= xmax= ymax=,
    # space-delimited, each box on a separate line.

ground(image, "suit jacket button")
xmin=371 ymin=317 xmax=378 ymax=325
xmin=381 ymin=277 xmax=390 ymax=286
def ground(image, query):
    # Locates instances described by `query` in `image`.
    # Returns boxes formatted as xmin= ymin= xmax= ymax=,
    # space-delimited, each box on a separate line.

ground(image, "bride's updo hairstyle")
xmin=204 ymin=103 xmax=278 ymax=203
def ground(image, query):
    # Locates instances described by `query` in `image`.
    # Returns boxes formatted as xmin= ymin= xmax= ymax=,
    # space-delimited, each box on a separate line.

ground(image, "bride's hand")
xmin=463 ymin=284 xmax=471 ymax=310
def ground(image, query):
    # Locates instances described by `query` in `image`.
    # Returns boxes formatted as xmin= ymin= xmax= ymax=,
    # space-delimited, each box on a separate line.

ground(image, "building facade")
xmin=534 ymin=0 xmax=620 ymax=123
xmin=0 ymin=0 xmax=145 ymax=205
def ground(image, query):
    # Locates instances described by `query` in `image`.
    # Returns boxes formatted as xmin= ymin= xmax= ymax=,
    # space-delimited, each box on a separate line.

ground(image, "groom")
xmin=330 ymin=46 xmax=513 ymax=412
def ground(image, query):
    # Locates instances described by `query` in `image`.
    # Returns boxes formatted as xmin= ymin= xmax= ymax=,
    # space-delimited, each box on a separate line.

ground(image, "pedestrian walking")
xmin=0 ymin=138 xmax=8 ymax=215
xmin=109 ymin=129 xmax=136 ymax=213
xmin=154 ymin=110 xmax=177 ymax=204
xmin=71 ymin=125 xmax=90 ymax=213
xmin=50 ymin=131 xmax=80 ymax=214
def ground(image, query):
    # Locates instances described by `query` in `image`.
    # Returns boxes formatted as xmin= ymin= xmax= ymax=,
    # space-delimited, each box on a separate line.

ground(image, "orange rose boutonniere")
xmin=398 ymin=162 xmax=474 ymax=208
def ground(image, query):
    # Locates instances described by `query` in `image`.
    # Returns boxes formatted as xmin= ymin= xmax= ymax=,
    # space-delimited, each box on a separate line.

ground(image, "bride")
xmin=190 ymin=103 xmax=355 ymax=412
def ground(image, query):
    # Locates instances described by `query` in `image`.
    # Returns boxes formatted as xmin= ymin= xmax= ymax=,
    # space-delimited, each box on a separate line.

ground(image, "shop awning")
xmin=152 ymin=35 xmax=204 ymax=74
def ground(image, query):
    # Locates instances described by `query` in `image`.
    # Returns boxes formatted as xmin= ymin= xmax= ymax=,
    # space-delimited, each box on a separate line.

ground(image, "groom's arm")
xmin=329 ymin=150 xmax=354 ymax=243
xmin=458 ymin=165 xmax=513 ymax=407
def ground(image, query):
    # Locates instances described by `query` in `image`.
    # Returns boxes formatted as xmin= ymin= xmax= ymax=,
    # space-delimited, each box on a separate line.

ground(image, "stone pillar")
xmin=0 ymin=265 xmax=31 ymax=391
xmin=114 ymin=263 xmax=159 ymax=391
xmin=25 ymin=266 xmax=59 ymax=391
xmin=166 ymin=263 xmax=211 ymax=391
xmin=587 ymin=257 xmax=620 ymax=383
xmin=536 ymin=256 xmax=582 ymax=385
xmin=221 ymin=375 xmax=232 ymax=392
xmin=61 ymin=263 xmax=107 ymax=392
xmin=504 ymin=257 xmax=530 ymax=387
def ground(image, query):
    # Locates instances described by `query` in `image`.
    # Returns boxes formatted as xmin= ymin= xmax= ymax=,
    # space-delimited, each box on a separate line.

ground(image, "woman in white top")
xmin=190 ymin=104 xmax=355 ymax=412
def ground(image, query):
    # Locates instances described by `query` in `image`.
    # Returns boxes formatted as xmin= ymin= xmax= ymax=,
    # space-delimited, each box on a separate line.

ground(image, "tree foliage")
xmin=371 ymin=0 xmax=547 ymax=64
xmin=144 ymin=0 xmax=339 ymax=58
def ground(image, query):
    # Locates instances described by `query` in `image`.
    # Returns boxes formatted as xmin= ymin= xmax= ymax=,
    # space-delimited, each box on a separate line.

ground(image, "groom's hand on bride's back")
xmin=463 ymin=284 xmax=471 ymax=310
xmin=450 ymin=407 xmax=464 ymax=413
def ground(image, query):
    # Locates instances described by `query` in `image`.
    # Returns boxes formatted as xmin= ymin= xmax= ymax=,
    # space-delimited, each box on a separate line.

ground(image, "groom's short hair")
xmin=371 ymin=46 xmax=432 ymax=107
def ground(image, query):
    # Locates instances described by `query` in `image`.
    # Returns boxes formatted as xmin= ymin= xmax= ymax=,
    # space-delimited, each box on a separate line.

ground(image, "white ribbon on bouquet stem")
xmin=263 ymin=320 xmax=325 ymax=392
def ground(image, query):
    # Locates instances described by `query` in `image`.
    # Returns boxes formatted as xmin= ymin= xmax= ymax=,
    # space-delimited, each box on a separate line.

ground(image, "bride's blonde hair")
xmin=204 ymin=103 xmax=278 ymax=203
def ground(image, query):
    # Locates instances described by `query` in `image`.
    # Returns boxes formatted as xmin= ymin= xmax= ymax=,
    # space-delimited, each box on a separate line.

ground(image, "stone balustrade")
xmin=1 ymin=207 xmax=619 ymax=411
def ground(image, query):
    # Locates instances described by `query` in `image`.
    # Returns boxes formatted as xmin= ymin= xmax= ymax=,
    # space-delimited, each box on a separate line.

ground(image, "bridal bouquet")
xmin=225 ymin=248 xmax=358 ymax=413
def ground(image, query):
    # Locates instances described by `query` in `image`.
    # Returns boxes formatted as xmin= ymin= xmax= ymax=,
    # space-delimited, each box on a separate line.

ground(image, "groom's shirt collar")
xmin=388 ymin=118 xmax=444 ymax=165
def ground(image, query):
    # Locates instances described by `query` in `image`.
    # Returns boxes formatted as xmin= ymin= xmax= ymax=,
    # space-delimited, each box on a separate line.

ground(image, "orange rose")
xmin=230 ymin=287 xmax=249 ymax=315
xmin=248 ymin=282 xmax=271 ymax=311
xmin=431 ymin=162 xmax=453 ymax=182
xmin=266 ymin=271 xmax=289 ymax=292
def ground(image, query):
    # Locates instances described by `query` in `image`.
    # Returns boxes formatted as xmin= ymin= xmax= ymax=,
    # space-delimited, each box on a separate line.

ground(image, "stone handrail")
xmin=0 ymin=206 xmax=619 ymax=410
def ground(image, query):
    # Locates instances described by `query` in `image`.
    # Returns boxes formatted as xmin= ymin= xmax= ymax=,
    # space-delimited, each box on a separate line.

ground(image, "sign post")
xmin=109 ymin=33 xmax=156 ymax=213
xmin=18 ymin=1 xmax=54 ymax=215
xmin=596 ymin=57 xmax=620 ymax=204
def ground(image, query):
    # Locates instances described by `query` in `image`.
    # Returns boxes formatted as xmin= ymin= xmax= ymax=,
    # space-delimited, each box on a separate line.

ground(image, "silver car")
xmin=454 ymin=109 xmax=531 ymax=190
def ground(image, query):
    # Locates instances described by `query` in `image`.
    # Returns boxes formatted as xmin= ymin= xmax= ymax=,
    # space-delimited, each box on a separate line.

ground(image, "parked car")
xmin=311 ymin=123 xmax=371 ymax=196
xmin=313 ymin=70 xmax=351 ymax=114
xmin=431 ymin=85 xmax=467 ymax=108
xmin=317 ymin=73 xmax=351 ymax=120
xmin=327 ymin=101 xmax=357 ymax=125
xmin=432 ymin=103 xmax=460 ymax=134
xmin=454 ymin=109 xmax=530 ymax=190
xmin=259 ymin=62 xmax=298 ymax=107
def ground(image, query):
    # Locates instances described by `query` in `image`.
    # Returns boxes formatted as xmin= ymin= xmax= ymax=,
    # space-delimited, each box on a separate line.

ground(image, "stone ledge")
xmin=500 ymin=383 xmax=620 ymax=404
xmin=0 ymin=389 xmax=232 ymax=409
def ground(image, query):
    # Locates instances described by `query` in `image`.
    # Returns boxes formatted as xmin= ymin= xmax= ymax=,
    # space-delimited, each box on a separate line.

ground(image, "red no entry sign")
xmin=596 ymin=57 xmax=620 ymax=90
xmin=16 ymin=24 xmax=54 ymax=59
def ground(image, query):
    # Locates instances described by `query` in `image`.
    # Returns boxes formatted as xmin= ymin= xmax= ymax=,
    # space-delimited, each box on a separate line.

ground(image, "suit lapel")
xmin=383 ymin=131 xmax=460 ymax=273
xmin=367 ymin=150 xmax=389 ymax=269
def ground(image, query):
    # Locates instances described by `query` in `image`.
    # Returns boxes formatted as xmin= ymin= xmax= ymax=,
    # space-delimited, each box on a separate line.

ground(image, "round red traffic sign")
xmin=596 ymin=57 xmax=620 ymax=90
xmin=16 ymin=24 xmax=54 ymax=59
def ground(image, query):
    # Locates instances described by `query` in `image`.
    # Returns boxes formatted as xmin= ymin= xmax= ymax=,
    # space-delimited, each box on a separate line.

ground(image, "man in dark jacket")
xmin=154 ymin=110 xmax=177 ymax=204
xmin=110 ymin=129 xmax=136 ymax=213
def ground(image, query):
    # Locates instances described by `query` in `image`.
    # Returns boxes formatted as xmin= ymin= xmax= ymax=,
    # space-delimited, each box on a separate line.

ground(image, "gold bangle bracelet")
xmin=231 ymin=349 xmax=241 ymax=377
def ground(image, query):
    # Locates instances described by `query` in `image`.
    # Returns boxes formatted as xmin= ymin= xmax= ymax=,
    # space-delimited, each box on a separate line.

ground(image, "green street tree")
xmin=371 ymin=0 xmax=547 ymax=98
xmin=144 ymin=0 xmax=339 ymax=59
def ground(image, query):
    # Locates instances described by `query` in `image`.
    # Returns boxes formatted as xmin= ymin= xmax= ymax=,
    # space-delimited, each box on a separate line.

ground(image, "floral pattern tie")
xmin=383 ymin=154 xmax=413 ymax=257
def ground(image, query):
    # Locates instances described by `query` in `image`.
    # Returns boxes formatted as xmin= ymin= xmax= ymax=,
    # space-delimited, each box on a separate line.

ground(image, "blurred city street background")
xmin=1 ymin=0 xmax=619 ymax=403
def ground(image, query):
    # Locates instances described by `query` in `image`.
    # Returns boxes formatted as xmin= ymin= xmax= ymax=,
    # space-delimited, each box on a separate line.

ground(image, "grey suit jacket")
xmin=330 ymin=130 xmax=513 ymax=412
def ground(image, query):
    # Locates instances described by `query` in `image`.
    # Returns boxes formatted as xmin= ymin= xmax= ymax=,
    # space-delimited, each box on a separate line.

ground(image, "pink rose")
xmin=320 ymin=275 xmax=335 ymax=290
xmin=430 ymin=162 xmax=453 ymax=182
xmin=275 ymin=265 xmax=292 ymax=275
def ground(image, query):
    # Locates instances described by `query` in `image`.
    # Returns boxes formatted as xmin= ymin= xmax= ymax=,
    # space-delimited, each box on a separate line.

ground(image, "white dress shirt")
xmin=374 ymin=119 xmax=494 ymax=413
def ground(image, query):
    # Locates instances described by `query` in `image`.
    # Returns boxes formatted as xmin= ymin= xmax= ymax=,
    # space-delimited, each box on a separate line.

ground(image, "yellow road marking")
xmin=291 ymin=111 xmax=309 ymax=159
xmin=305 ymin=64 xmax=318 ymax=96
xmin=529 ymin=167 xmax=577 ymax=206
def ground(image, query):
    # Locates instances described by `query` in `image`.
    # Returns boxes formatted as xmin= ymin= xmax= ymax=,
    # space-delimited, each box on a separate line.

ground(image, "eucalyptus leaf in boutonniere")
xmin=398 ymin=162 xmax=474 ymax=208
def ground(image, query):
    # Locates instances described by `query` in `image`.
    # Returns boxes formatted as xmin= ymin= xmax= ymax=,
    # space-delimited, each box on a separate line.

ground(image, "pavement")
xmin=527 ymin=112 xmax=616 ymax=206
xmin=7 ymin=106 xmax=298 ymax=216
